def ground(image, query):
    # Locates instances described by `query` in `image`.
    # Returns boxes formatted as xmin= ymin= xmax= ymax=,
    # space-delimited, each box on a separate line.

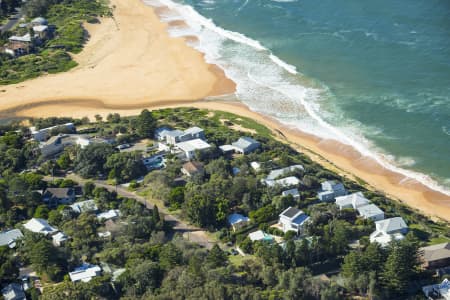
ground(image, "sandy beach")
xmin=0 ymin=0 xmax=448 ymax=222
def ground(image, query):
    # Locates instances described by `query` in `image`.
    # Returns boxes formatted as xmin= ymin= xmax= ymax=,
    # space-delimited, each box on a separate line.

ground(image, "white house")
xmin=266 ymin=165 xmax=304 ymax=181
xmin=176 ymin=139 xmax=211 ymax=160
xmin=370 ymin=217 xmax=408 ymax=247
xmin=163 ymin=127 xmax=205 ymax=145
xmin=154 ymin=127 xmax=173 ymax=141
xmin=231 ymin=137 xmax=260 ymax=154
xmin=2 ymin=283 xmax=26 ymax=300
xmin=184 ymin=126 xmax=205 ymax=140
xmin=248 ymin=230 xmax=274 ymax=242
xmin=335 ymin=192 xmax=370 ymax=210
xmin=282 ymin=188 xmax=300 ymax=199
xmin=422 ymin=279 xmax=450 ymax=300
xmin=70 ymin=199 xmax=98 ymax=214
xmin=317 ymin=180 xmax=347 ymax=202
xmin=23 ymin=218 xmax=58 ymax=235
xmin=278 ymin=206 xmax=309 ymax=234
xmin=228 ymin=213 xmax=250 ymax=232
xmin=0 ymin=229 xmax=23 ymax=248
xmin=266 ymin=176 xmax=301 ymax=188
xmin=52 ymin=232 xmax=68 ymax=247
xmin=69 ymin=264 xmax=102 ymax=283
xmin=97 ymin=209 xmax=120 ymax=221
xmin=165 ymin=130 xmax=185 ymax=145
xmin=357 ymin=204 xmax=384 ymax=221
xmin=31 ymin=122 xmax=75 ymax=142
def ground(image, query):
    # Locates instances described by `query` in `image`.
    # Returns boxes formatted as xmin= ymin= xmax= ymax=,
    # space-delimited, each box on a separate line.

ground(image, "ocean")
xmin=145 ymin=0 xmax=450 ymax=194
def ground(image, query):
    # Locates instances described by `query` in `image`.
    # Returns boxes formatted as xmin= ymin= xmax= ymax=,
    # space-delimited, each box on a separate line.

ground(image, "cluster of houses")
xmin=3 ymin=17 xmax=53 ymax=57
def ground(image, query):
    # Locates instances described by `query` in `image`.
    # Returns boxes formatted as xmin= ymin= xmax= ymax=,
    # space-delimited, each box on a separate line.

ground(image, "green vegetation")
xmin=0 ymin=108 xmax=448 ymax=299
xmin=0 ymin=0 xmax=110 ymax=85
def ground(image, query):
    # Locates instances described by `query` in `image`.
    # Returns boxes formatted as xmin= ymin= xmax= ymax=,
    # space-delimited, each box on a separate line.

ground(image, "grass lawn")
xmin=229 ymin=254 xmax=255 ymax=267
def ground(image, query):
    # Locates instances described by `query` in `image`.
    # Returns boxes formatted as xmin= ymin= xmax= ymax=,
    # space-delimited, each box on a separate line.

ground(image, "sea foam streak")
xmin=145 ymin=0 xmax=450 ymax=197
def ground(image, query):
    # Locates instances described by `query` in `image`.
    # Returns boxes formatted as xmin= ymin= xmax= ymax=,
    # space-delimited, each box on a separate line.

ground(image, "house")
xmin=219 ymin=145 xmax=235 ymax=154
xmin=422 ymin=279 xmax=450 ymax=300
xmin=0 ymin=229 xmax=23 ymax=248
xmin=70 ymin=199 xmax=98 ymax=214
xmin=52 ymin=232 xmax=68 ymax=247
xmin=335 ymin=192 xmax=370 ymax=210
xmin=184 ymin=126 xmax=205 ymax=140
xmin=4 ymin=34 xmax=32 ymax=56
xmin=30 ymin=122 xmax=75 ymax=142
xmin=69 ymin=264 xmax=102 ymax=283
xmin=181 ymin=161 xmax=204 ymax=177
xmin=228 ymin=213 xmax=250 ymax=232
xmin=97 ymin=209 xmax=120 ymax=221
xmin=32 ymin=25 xmax=48 ymax=39
xmin=278 ymin=206 xmax=310 ymax=234
xmin=317 ymin=180 xmax=347 ymax=202
xmin=266 ymin=165 xmax=304 ymax=181
xmin=282 ymin=188 xmax=300 ymax=200
xmin=42 ymin=187 xmax=76 ymax=205
xmin=357 ymin=204 xmax=384 ymax=221
xmin=248 ymin=230 xmax=274 ymax=242
xmin=176 ymin=139 xmax=211 ymax=160
xmin=266 ymin=176 xmax=301 ymax=188
xmin=154 ymin=127 xmax=173 ymax=141
xmin=231 ymin=137 xmax=260 ymax=154
xmin=1 ymin=283 xmax=26 ymax=300
xmin=370 ymin=217 xmax=408 ymax=247
xmin=30 ymin=17 xmax=48 ymax=26
xmin=23 ymin=218 xmax=58 ymax=235
xmin=420 ymin=243 xmax=450 ymax=269
xmin=39 ymin=135 xmax=65 ymax=158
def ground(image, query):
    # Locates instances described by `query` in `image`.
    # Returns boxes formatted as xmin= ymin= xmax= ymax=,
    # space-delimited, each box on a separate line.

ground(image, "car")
xmin=230 ymin=249 xmax=239 ymax=256
xmin=117 ymin=144 xmax=131 ymax=150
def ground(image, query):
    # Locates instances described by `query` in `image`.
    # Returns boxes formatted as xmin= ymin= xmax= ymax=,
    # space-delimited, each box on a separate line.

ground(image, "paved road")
xmin=44 ymin=174 xmax=215 ymax=249
xmin=1 ymin=12 xmax=23 ymax=33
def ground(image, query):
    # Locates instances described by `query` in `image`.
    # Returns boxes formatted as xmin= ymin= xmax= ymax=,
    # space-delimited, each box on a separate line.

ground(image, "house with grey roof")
xmin=335 ymin=192 xmax=370 ymax=210
xmin=317 ymin=180 xmax=347 ymax=202
xmin=266 ymin=165 xmax=304 ymax=181
xmin=278 ymin=206 xmax=309 ymax=234
xmin=184 ymin=126 xmax=205 ymax=140
xmin=52 ymin=232 xmax=68 ymax=247
xmin=165 ymin=130 xmax=185 ymax=145
xmin=70 ymin=199 xmax=98 ymax=214
xmin=0 ymin=229 xmax=23 ymax=248
xmin=43 ymin=187 xmax=76 ymax=206
xmin=2 ymin=283 xmax=26 ymax=300
xmin=23 ymin=218 xmax=58 ymax=236
xmin=357 ymin=204 xmax=384 ymax=221
xmin=420 ymin=243 xmax=450 ymax=269
xmin=176 ymin=139 xmax=211 ymax=160
xmin=231 ymin=137 xmax=260 ymax=154
xmin=370 ymin=217 xmax=408 ymax=247
xmin=154 ymin=126 xmax=173 ymax=141
xmin=282 ymin=188 xmax=300 ymax=200
xmin=39 ymin=135 xmax=65 ymax=158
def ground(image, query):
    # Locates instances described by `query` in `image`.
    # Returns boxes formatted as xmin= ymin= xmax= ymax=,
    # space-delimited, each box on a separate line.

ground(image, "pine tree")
xmin=137 ymin=109 xmax=156 ymax=138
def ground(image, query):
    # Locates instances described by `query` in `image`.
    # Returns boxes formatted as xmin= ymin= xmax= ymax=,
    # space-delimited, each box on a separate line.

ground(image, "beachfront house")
xmin=39 ymin=135 xmax=65 ymax=158
xmin=282 ymin=188 xmax=300 ymax=200
xmin=181 ymin=161 xmax=204 ymax=178
xmin=2 ymin=283 xmax=26 ymax=300
xmin=420 ymin=243 xmax=450 ymax=270
xmin=278 ymin=206 xmax=310 ymax=234
xmin=0 ymin=229 xmax=23 ymax=248
xmin=42 ymin=187 xmax=76 ymax=206
xmin=231 ymin=137 xmax=260 ymax=154
xmin=335 ymin=192 xmax=370 ymax=210
xmin=248 ymin=230 xmax=274 ymax=242
xmin=30 ymin=122 xmax=75 ymax=142
xmin=228 ymin=213 xmax=250 ymax=232
xmin=163 ymin=126 xmax=206 ymax=145
xmin=70 ymin=199 xmax=98 ymax=214
xmin=69 ymin=264 xmax=102 ymax=283
xmin=317 ymin=180 xmax=347 ymax=202
xmin=184 ymin=126 xmax=205 ymax=140
xmin=357 ymin=204 xmax=385 ymax=221
xmin=176 ymin=139 xmax=211 ymax=160
xmin=263 ymin=165 xmax=304 ymax=186
xmin=266 ymin=176 xmax=301 ymax=188
xmin=369 ymin=217 xmax=408 ymax=247
xmin=23 ymin=218 xmax=58 ymax=236
xmin=154 ymin=127 xmax=173 ymax=141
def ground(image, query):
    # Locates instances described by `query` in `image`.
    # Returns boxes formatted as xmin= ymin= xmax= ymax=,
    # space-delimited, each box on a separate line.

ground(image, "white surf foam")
xmin=145 ymin=0 xmax=450 ymax=196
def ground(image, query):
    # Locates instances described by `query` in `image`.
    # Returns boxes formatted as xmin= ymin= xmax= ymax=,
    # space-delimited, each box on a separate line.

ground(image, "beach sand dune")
xmin=0 ymin=0 xmax=448 ymax=222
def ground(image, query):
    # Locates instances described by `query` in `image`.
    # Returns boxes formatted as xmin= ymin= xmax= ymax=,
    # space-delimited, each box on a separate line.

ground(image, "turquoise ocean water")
xmin=145 ymin=0 xmax=450 ymax=193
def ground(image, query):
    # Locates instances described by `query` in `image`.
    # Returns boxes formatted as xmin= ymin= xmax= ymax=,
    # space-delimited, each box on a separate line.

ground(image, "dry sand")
xmin=0 ymin=0 xmax=448 ymax=222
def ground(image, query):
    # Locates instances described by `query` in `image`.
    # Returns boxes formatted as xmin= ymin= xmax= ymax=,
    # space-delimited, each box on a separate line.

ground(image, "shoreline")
xmin=0 ymin=0 xmax=448 ymax=222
